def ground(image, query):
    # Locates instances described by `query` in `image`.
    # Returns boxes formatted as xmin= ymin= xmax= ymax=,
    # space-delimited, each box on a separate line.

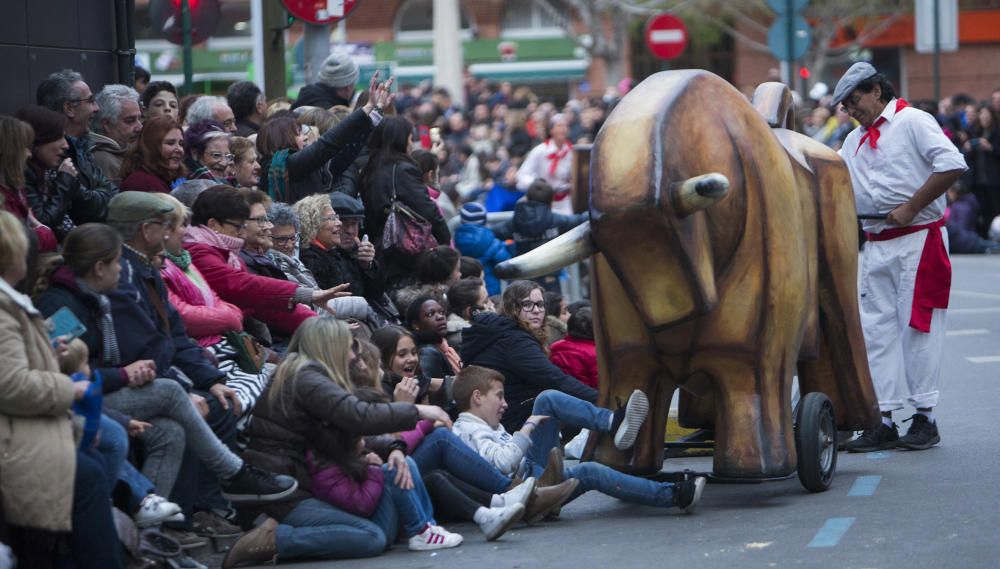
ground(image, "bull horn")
xmin=494 ymin=220 xmax=595 ymax=279
xmin=671 ymin=173 xmax=730 ymax=217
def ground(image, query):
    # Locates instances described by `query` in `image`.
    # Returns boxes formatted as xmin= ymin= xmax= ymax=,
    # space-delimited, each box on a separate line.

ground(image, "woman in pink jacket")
xmin=155 ymin=193 xmax=271 ymax=418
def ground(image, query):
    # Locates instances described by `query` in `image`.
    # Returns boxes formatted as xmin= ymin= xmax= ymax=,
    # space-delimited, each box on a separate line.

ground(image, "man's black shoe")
xmin=221 ymin=464 xmax=298 ymax=503
xmin=845 ymin=422 xmax=899 ymax=453
xmin=897 ymin=414 xmax=940 ymax=450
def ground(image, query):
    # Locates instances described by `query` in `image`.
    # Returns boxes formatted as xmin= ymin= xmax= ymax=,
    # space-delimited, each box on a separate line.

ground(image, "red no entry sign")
xmin=645 ymin=14 xmax=688 ymax=60
xmin=282 ymin=0 xmax=359 ymax=25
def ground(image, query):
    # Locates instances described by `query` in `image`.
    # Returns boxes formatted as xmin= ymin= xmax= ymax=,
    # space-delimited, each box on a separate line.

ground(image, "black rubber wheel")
xmin=795 ymin=392 xmax=837 ymax=493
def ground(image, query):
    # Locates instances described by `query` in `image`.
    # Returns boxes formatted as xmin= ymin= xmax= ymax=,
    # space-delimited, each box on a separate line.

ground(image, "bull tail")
xmin=494 ymin=220 xmax=595 ymax=279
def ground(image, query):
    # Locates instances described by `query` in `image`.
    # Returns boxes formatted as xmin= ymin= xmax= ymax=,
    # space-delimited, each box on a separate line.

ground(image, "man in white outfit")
xmin=516 ymin=114 xmax=575 ymax=215
xmin=833 ymin=63 xmax=967 ymax=452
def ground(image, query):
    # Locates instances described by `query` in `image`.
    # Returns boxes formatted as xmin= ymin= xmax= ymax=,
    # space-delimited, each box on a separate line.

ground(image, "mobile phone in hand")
xmin=46 ymin=306 xmax=87 ymax=342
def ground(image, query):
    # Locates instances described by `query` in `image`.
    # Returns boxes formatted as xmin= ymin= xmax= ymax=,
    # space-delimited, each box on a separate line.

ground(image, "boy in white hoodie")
xmin=452 ymin=366 xmax=706 ymax=516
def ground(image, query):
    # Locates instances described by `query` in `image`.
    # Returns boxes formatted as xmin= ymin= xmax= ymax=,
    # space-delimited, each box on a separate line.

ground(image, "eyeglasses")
xmin=842 ymin=92 xmax=866 ymax=112
xmin=321 ymin=215 xmax=340 ymax=223
xmin=221 ymin=118 xmax=236 ymax=129
xmin=272 ymin=233 xmax=300 ymax=244
xmin=300 ymin=124 xmax=312 ymax=136
xmin=207 ymin=152 xmax=235 ymax=162
xmin=221 ymin=220 xmax=247 ymax=230
xmin=68 ymin=95 xmax=96 ymax=106
xmin=248 ymin=215 xmax=272 ymax=225
xmin=519 ymin=301 xmax=546 ymax=312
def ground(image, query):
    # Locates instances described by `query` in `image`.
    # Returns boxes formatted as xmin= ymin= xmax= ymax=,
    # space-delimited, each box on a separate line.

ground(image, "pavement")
xmin=211 ymin=254 xmax=1000 ymax=569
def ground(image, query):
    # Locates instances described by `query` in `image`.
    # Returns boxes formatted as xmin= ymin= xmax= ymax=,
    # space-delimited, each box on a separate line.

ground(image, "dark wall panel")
xmin=0 ymin=0 xmax=28 ymax=45
xmin=0 ymin=47 xmax=32 ymax=115
xmin=27 ymin=0 xmax=81 ymax=49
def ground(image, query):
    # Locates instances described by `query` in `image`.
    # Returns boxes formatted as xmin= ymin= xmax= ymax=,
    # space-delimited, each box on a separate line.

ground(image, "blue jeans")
xmin=276 ymin=499 xmax=393 ymax=561
xmin=411 ymin=427 xmax=511 ymax=494
xmin=120 ymin=460 xmax=156 ymax=513
xmin=376 ymin=457 xmax=435 ymax=538
xmin=73 ymin=449 xmax=124 ymax=569
xmin=95 ymin=414 xmax=128 ymax=495
xmin=526 ymin=390 xmax=676 ymax=508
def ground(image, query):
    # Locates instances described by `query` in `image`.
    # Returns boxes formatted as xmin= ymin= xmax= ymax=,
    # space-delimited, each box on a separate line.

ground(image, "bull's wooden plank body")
xmin=586 ymin=71 xmax=879 ymax=479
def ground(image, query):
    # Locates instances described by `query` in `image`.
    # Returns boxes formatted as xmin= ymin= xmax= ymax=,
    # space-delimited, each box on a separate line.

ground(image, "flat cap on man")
xmin=831 ymin=62 xmax=878 ymax=106
xmin=107 ymin=191 xmax=173 ymax=222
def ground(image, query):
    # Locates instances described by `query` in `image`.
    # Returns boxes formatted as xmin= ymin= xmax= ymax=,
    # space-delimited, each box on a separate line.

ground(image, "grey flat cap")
xmin=832 ymin=62 xmax=878 ymax=106
xmin=108 ymin=191 xmax=173 ymax=222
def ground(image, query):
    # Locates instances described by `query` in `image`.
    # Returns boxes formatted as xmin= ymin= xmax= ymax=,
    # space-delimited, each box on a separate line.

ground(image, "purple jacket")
xmin=946 ymin=194 xmax=983 ymax=254
xmin=306 ymin=451 xmax=385 ymax=518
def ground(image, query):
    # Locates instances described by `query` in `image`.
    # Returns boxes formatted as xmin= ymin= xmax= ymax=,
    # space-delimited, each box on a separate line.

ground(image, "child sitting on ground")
xmin=452 ymin=366 xmax=707 ymax=516
xmin=549 ymin=306 xmax=598 ymax=389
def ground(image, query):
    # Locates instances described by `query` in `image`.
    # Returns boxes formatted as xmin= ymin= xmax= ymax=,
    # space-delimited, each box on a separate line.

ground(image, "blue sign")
xmin=768 ymin=15 xmax=812 ymax=61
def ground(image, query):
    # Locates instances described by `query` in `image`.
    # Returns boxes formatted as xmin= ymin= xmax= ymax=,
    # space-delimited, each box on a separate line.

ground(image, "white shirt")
xmin=452 ymin=412 xmax=531 ymax=476
xmin=517 ymin=139 xmax=575 ymax=215
xmin=838 ymin=99 xmax=968 ymax=234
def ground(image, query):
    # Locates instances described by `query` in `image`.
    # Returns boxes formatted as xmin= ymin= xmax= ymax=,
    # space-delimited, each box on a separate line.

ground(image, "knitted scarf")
xmin=267 ymin=149 xmax=291 ymax=203
xmin=162 ymin=248 xmax=192 ymax=271
xmin=77 ymin=279 xmax=121 ymax=366
xmin=183 ymin=225 xmax=245 ymax=270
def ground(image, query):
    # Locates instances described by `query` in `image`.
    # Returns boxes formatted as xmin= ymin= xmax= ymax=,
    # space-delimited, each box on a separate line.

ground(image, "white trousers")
xmin=858 ymin=228 xmax=948 ymax=413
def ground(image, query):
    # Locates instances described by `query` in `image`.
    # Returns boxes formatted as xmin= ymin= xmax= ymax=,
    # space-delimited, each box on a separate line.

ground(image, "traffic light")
xmin=149 ymin=0 xmax=221 ymax=46
xmin=799 ymin=67 xmax=811 ymax=79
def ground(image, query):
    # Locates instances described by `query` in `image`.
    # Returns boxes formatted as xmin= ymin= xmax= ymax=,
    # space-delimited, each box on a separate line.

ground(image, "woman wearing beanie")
xmin=453 ymin=202 xmax=510 ymax=296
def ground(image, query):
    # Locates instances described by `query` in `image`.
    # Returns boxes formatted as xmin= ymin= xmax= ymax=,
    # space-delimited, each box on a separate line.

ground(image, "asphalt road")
xmin=223 ymin=254 xmax=1000 ymax=569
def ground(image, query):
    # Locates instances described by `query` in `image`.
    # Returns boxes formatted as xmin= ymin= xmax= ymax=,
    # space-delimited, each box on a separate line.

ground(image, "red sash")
xmin=865 ymin=218 xmax=950 ymax=333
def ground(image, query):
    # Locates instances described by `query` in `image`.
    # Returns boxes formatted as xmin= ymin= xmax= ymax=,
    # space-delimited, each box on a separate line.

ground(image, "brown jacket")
xmin=244 ymin=362 xmax=418 ymax=519
xmin=0 ymin=282 xmax=76 ymax=531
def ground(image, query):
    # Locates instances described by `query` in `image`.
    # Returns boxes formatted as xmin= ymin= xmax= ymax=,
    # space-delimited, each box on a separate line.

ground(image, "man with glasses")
xmin=90 ymin=85 xmax=144 ymax=184
xmin=832 ymin=62 xmax=967 ymax=453
xmin=36 ymin=69 xmax=119 ymax=222
xmin=185 ymin=96 xmax=238 ymax=134
xmin=227 ymin=81 xmax=267 ymax=137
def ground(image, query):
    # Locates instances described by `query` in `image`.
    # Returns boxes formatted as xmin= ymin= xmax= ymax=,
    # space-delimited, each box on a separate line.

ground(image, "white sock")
xmin=881 ymin=416 xmax=893 ymax=427
xmin=917 ymin=410 xmax=935 ymax=423
xmin=472 ymin=507 xmax=492 ymax=525
xmin=490 ymin=494 xmax=504 ymax=508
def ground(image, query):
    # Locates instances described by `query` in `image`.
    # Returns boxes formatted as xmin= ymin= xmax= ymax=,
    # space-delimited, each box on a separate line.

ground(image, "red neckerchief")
xmin=856 ymin=99 xmax=909 ymax=155
xmin=865 ymin=218 xmax=950 ymax=333
xmin=546 ymin=139 xmax=572 ymax=176
xmin=310 ymin=239 xmax=328 ymax=251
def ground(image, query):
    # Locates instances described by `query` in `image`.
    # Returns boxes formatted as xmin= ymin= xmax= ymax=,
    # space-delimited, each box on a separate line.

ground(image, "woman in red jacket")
xmin=181 ymin=185 xmax=349 ymax=342
xmin=119 ymin=116 xmax=186 ymax=193
xmin=549 ymin=305 xmax=598 ymax=390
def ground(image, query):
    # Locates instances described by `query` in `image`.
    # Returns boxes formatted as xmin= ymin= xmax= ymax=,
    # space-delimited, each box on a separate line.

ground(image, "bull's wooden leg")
xmin=691 ymin=349 xmax=797 ymax=479
xmin=585 ymin=254 xmax=668 ymax=474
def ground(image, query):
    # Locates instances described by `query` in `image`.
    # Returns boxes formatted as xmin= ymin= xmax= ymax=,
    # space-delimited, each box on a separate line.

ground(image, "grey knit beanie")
xmin=317 ymin=52 xmax=359 ymax=89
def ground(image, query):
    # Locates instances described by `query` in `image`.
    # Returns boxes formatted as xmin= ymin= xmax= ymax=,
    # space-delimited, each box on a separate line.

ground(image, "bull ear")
xmin=671 ymin=173 xmax=730 ymax=217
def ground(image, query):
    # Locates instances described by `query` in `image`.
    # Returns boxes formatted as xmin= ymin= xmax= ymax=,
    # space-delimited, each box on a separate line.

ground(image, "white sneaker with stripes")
xmin=407 ymin=524 xmax=464 ymax=551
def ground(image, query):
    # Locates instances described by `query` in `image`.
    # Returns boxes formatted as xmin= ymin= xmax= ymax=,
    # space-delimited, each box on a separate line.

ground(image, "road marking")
xmin=949 ymin=307 xmax=1000 ymax=314
xmin=867 ymin=451 xmax=890 ymax=460
xmin=847 ymin=475 xmax=882 ymax=497
xmin=946 ymin=328 xmax=990 ymax=337
xmin=952 ymin=289 xmax=1000 ymax=301
xmin=808 ymin=517 xmax=855 ymax=548
xmin=967 ymin=355 xmax=1000 ymax=364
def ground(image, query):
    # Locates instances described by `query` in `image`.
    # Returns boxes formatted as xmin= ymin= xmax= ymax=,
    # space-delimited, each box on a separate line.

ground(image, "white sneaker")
xmin=135 ymin=494 xmax=183 ymax=528
xmin=612 ymin=390 xmax=649 ymax=450
xmin=499 ymin=477 xmax=536 ymax=509
xmin=477 ymin=504 xmax=525 ymax=541
xmin=407 ymin=524 xmax=463 ymax=551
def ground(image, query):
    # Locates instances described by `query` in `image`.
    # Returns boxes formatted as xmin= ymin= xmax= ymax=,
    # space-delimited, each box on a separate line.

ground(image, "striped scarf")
xmin=77 ymin=280 xmax=121 ymax=366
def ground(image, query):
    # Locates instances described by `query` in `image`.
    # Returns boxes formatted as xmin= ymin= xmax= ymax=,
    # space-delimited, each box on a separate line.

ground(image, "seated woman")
xmin=17 ymin=105 xmax=111 ymax=239
xmin=0 ymin=115 xmax=57 ymax=251
xmin=0 ymin=211 xmax=123 ymax=569
xmin=36 ymin=223 xmax=296 ymax=510
xmin=230 ymin=136 xmax=261 ymax=190
xmin=119 ymin=116 xmax=186 ymax=193
xmin=444 ymin=278 xmax=488 ymax=350
xmin=155 ymin=193 xmax=272 ymax=419
xmin=233 ymin=317 xmax=453 ymax=567
xmin=266 ymin=202 xmax=318 ymax=288
xmin=182 ymin=186 xmax=350 ymax=340
xmin=183 ymin=120 xmax=232 ymax=184
xmin=460 ymin=280 xmax=598 ymax=433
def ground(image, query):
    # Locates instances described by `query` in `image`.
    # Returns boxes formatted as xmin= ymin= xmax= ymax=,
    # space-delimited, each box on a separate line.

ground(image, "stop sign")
xmin=282 ymin=0 xmax=359 ymax=25
xmin=645 ymin=14 xmax=688 ymax=60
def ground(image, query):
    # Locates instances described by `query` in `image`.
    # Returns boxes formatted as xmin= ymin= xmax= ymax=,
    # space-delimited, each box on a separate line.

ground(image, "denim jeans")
xmin=526 ymin=390 xmax=675 ymax=508
xmin=73 ymin=449 xmax=124 ymax=569
xmin=276 ymin=499 xmax=393 ymax=561
xmin=95 ymin=414 xmax=128 ymax=495
xmin=120 ymin=460 xmax=156 ymax=513
xmin=411 ymin=427 xmax=511 ymax=494
xmin=377 ymin=457 xmax=435 ymax=537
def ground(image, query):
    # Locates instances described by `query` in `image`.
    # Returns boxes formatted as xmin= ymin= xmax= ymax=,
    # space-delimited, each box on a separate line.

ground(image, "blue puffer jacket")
xmin=454 ymin=223 xmax=511 ymax=295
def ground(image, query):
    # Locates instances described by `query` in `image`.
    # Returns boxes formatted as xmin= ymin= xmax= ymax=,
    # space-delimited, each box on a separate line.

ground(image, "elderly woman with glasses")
xmin=266 ymin=201 xmax=318 ymax=288
xmin=183 ymin=120 xmax=233 ymax=184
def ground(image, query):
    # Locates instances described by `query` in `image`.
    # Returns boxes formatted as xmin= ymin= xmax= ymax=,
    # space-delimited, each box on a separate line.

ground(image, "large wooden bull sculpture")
xmin=496 ymin=70 xmax=879 ymax=483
